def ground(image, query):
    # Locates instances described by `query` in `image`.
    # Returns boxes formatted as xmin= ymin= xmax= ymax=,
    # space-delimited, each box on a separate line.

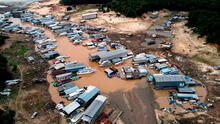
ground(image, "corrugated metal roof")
xmin=56 ymin=72 xmax=72 ymax=79
xmin=153 ymin=74 xmax=186 ymax=82
xmin=90 ymin=51 xmax=106 ymax=57
xmin=64 ymin=86 xmax=79 ymax=95
xmin=57 ymin=82 xmax=75 ymax=92
xmin=62 ymin=101 xmax=80 ymax=115
xmin=175 ymin=93 xmax=199 ymax=100
xmin=99 ymin=49 xmax=127 ymax=60
xmin=65 ymin=63 xmax=86 ymax=70
xmin=178 ymin=87 xmax=196 ymax=93
xmin=82 ymin=95 xmax=106 ymax=122
xmin=78 ymin=87 xmax=100 ymax=103
xmin=155 ymin=63 xmax=168 ymax=69
xmin=82 ymin=12 xmax=97 ymax=17
xmin=53 ymin=63 xmax=65 ymax=70
xmin=91 ymin=49 xmax=127 ymax=61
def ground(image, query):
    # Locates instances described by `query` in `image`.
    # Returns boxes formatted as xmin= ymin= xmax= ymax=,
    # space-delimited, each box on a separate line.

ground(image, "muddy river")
xmin=45 ymin=28 xmax=143 ymax=104
xmin=10 ymin=16 xmax=207 ymax=122
xmin=11 ymin=18 xmax=143 ymax=104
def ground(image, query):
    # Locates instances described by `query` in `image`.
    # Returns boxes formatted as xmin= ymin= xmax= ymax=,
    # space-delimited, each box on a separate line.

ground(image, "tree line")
xmin=59 ymin=0 xmax=220 ymax=45
xmin=0 ymin=34 xmax=11 ymax=90
xmin=107 ymin=0 xmax=220 ymax=45
xmin=0 ymin=34 xmax=8 ymax=46
xmin=60 ymin=0 xmax=112 ymax=5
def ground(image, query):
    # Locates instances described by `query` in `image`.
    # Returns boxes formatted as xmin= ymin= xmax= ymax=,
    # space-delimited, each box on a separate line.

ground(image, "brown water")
xmin=11 ymin=18 xmax=207 ymax=112
xmin=47 ymin=32 xmax=142 ymax=102
xmin=11 ymin=18 xmax=141 ymax=104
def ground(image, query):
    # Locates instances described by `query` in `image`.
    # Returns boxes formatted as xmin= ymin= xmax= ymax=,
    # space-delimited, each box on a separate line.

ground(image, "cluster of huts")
xmin=50 ymin=59 xmax=107 ymax=123
xmin=1 ymin=9 xmax=208 ymax=118
xmin=50 ymin=59 xmax=108 ymax=123
xmin=128 ymin=52 xmax=209 ymax=112
xmin=131 ymin=53 xmax=200 ymax=98
xmin=0 ymin=12 xmax=20 ymax=32
xmin=89 ymin=48 xmax=133 ymax=66
xmin=56 ymin=85 xmax=107 ymax=124
xmin=0 ymin=11 xmax=110 ymax=123
xmin=20 ymin=11 xmax=111 ymax=47
xmin=146 ymin=12 xmax=188 ymax=49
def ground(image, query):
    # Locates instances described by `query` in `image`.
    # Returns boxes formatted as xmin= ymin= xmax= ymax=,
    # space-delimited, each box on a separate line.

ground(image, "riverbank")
xmin=0 ymin=32 xmax=60 ymax=123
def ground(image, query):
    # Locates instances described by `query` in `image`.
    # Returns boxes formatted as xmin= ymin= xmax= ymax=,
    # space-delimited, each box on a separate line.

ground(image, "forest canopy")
xmin=0 ymin=34 xmax=11 ymax=90
xmin=60 ymin=0 xmax=112 ymax=5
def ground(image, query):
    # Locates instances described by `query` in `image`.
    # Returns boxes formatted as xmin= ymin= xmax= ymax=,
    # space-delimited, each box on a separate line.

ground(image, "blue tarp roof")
xmin=160 ymin=67 xmax=178 ymax=75
xmin=64 ymin=86 xmax=79 ymax=95
xmin=178 ymin=87 xmax=196 ymax=93
xmin=78 ymin=87 xmax=99 ymax=103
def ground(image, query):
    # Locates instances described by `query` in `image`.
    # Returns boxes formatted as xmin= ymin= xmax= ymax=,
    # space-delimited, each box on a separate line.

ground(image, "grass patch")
xmin=192 ymin=54 xmax=215 ymax=65
xmin=8 ymin=86 xmax=19 ymax=99
xmin=0 ymin=33 xmax=9 ymax=46
xmin=217 ymin=48 xmax=220 ymax=53
xmin=76 ymin=6 xmax=98 ymax=13
xmin=6 ymin=56 xmax=18 ymax=68
xmin=18 ymin=48 xmax=28 ymax=55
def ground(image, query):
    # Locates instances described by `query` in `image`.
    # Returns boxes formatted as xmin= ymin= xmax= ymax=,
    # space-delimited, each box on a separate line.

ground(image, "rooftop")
xmin=153 ymin=74 xmax=186 ymax=82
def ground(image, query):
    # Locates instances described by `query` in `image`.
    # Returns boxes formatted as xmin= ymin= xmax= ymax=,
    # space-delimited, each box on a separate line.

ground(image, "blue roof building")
xmin=152 ymin=74 xmax=186 ymax=89
xmin=76 ymin=86 xmax=100 ymax=105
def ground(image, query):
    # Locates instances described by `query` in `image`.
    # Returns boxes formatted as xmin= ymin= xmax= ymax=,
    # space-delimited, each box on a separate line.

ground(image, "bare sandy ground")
xmin=172 ymin=21 xmax=220 ymax=75
xmin=172 ymin=21 xmax=207 ymax=56
xmin=172 ymin=21 xmax=219 ymax=57
xmin=29 ymin=0 xmax=153 ymax=33
xmin=28 ymin=0 xmax=66 ymax=19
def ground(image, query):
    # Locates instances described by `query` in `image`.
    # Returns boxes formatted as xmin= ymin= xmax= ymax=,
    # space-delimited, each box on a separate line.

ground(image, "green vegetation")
xmin=192 ymin=54 xmax=216 ymax=65
xmin=0 ymin=33 xmax=9 ymax=46
xmin=0 ymin=35 xmax=11 ymax=90
xmin=0 ymin=54 xmax=12 ymax=90
xmin=18 ymin=48 xmax=28 ymax=55
xmin=60 ymin=0 xmax=220 ymax=45
xmin=0 ymin=109 xmax=15 ymax=124
xmin=108 ymin=0 xmax=219 ymax=17
xmin=187 ymin=10 xmax=220 ymax=44
xmin=77 ymin=6 xmax=98 ymax=13
xmin=107 ymin=0 xmax=220 ymax=45
xmin=0 ymin=36 xmax=21 ymax=104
